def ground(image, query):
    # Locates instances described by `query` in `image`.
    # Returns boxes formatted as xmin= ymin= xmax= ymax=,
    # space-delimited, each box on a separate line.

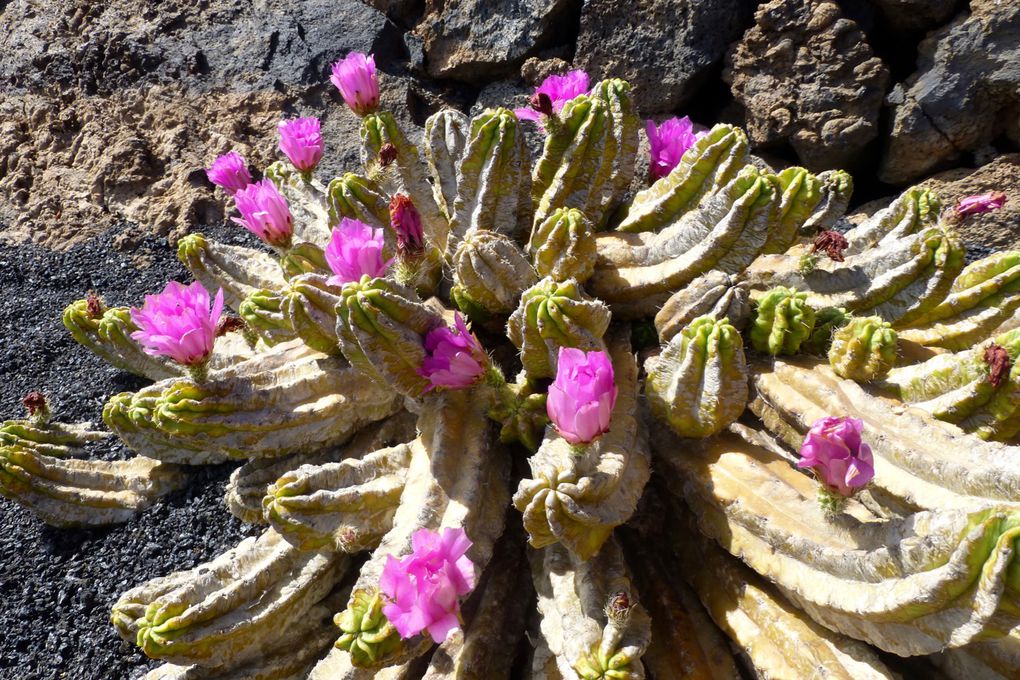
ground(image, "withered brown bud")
xmin=984 ymin=344 xmax=1011 ymax=388
xmin=811 ymin=230 xmax=850 ymax=262
xmin=216 ymin=315 xmax=247 ymax=337
xmin=22 ymin=391 xmax=48 ymax=417
xmin=605 ymin=590 xmax=633 ymax=621
xmin=379 ymin=143 xmax=398 ymax=167
xmin=529 ymin=92 xmax=553 ymax=116
xmin=86 ymin=292 xmax=104 ymax=318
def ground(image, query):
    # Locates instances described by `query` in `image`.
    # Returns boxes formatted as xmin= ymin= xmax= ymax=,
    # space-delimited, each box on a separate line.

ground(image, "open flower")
xmin=205 ymin=152 xmax=252 ymax=194
xmin=231 ymin=179 xmax=294 ymax=248
xmin=379 ymin=527 xmax=476 ymax=643
xmin=797 ymin=416 xmax=874 ymax=496
xmin=390 ymin=194 xmax=425 ymax=256
xmin=956 ymin=191 xmax=1006 ymax=216
xmin=278 ymin=117 xmax=324 ymax=173
xmin=547 ymin=347 xmax=617 ymax=445
xmin=514 ymin=70 xmax=589 ymax=123
xmin=646 ymin=117 xmax=705 ymax=179
xmin=419 ymin=313 xmax=488 ymax=390
xmin=331 ymin=52 xmax=380 ymax=117
xmin=324 ymin=217 xmax=391 ymax=286
xmin=130 ymin=281 xmax=224 ymax=367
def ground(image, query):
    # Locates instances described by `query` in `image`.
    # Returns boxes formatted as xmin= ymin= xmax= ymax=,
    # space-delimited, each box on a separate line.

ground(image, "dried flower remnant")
xmin=331 ymin=52 xmax=380 ymax=117
xmin=22 ymin=391 xmax=50 ymax=423
xmin=231 ymin=179 xmax=294 ymax=249
xmin=85 ymin=293 xmax=104 ymax=319
xmin=812 ymin=230 xmax=850 ymax=262
xmin=379 ymin=143 xmax=398 ymax=167
xmin=984 ymin=344 xmax=1011 ymax=388
xmin=205 ymin=152 xmax=252 ymax=195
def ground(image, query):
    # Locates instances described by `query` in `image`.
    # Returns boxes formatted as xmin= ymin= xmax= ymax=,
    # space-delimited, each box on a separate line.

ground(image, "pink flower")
xmin=278 ymin=117 xmax=324 ymax=173
xmin=797 ymin=416 xmax=875 ymax=496
xmin=646 ymin=117 xmax=706 ymax=180
xmin=331 ymin=52 xmax=380 ymax=117
xmin=231 ymin=179 xmax=294 ymax=248
xmin=324 ymin=217 xmax=391 ymax=286
xmin=379 ymin=527 xmax=476 ymax=643
xmin=547 ymin=347 xmax=617 ymax=445
xmin=389 ymin=194 xmax=425 ymax=256
xmin=514 ymin=70 xmax=589 ymax=123
xmin=205 ymin=152 xmax=251 ymax=194
xmin=956 ymin=191 xmax=1007 ymax=216
xmin=419 ymin=314 xmax=487 ymax=390
xmin=130 ymin=281 xmax=224 ymax=366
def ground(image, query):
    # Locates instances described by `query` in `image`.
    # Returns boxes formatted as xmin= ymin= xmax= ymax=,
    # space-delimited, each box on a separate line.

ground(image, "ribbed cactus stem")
xmin=279 ymin=241 xmax=330 ymax=279
xmin=750 ymin=287 xmax=816 ymax=355
xmin=424 ymin=109 xmax=469 ymax=221
xmin=584 ymin=79 xmax=639 ymax=228
xmin=238 ymin=289 xmax=298 ymax=347
xmin=325 ymin=173 xmax=390 ymax=229
xmin=803 ymin=307 xmax=851 ymax=355
xmin=451 ymin=230 xmax=538 ymax=317
xmin=528 ymin=207 xmax=597 ymax=283
xmin=765 ymin=167 xmax=823 ymax=254
xmin=828 ymin=316 xmax=898 ymax=382
xmin=334 ymin=589 xmax=401 ymax=666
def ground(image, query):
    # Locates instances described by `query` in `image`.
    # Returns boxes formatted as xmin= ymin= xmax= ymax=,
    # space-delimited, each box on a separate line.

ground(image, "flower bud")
xmin=797 ymin=416 xmax=875 ymax=497
xmin=547 ymin=347 xmax=617 ymax=445
xmin=205 ymin=151 xmax=252 ymax=194
xmin=330 ymin=52 xmax=380 ymax=117
xmin=277 ymin=116 xmax=324 ymax=174
xmin=231 ymin=179 xmax=294 ymax=249
xmin=389 ymin=194 xmax=425 ymax=256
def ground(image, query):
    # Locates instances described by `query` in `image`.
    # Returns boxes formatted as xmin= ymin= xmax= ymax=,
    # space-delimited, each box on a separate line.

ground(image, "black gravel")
xmin=0 ymin=223 xmax=264 ymax=680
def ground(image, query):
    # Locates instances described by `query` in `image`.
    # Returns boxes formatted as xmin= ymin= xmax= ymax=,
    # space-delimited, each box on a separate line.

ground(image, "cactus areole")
xmin=8 ymin=55 xmax=1020 ymax=679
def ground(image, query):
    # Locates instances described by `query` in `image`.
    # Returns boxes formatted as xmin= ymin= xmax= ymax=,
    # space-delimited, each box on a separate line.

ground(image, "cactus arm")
xmin=282 ymin=273 xmax=342 ymax=354
xmin=325 ymin=173 xmax=390 ymax=230
xmin=531 ymin=538 xmax=652 ymax=680
xmin=654 ymin=271 xmax=750 ymax=343
xmin=763 ymin=167 xmax=822 ymax=254
xmin=585 ymin=79 xmax=639 ymax=230
xmin=264 ymin=161 xmax=332 ymax=247
xmin=799 ymin=169 xmax=854 ymax=236
xmin=424 ymin=109 xmax=469 ymax=221
xmin=177 ymin=234 xmax=288 ymax=310
xmin=749 ymin=287 xmax=816 ymax=356
xmin=63 ymin=300 xmax=184 ymax=379
xmin=112 ymin=528 xmax=347 ymax=667
xmin=238 ymin=289 xmax=299 ymax=347
xmin=0 ymin=419 xmax=108 ymax=458
xmin=828 ymin=316 xmax=898 ymax=382
xmin=843 ymin=186 xmax=941 ymax=256
xmin=613 ymin=124 xmax=749 ymax=234
xmin=528 ymin=207 xmax=598 ymax=284
xmin=513 ymin=331 xmax=650 ymax=559
xmin=452 ymin=230 xmax=538 ymax=316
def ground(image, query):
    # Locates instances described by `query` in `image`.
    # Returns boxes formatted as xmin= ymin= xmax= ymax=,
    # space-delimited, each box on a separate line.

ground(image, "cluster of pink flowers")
xmin=514 ymin=70 xmax=589 ymax=123
xmin=130 ymin=281 xmax=224 ymax=368
xmin=231 ymin=179 xmax=295 ymax=249
xmin=798 ymin=416 xmax=875 ymax=496
xmin=547 ymin=347 xmax=617 ymax=445
xmin=646 ymin=116 xmax=706 ymax=180
xmin=419 ymin=314 xmax=488 ymax=391
xmin=324 ymin=217 xmax=391 ymax=286
xmin=379 ymin=528 xmax=476 ymax=643
xmin=206 ymin=152 xmax=252 ymax=194
xmin=278 ymin=117 xmax=324 ymax=173
xmin=331 ymin=52 xmax=380 ymax=117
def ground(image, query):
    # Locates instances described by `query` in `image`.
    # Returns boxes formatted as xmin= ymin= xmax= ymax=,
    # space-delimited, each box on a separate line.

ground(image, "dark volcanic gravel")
xmin=0 ymin=223 xmax=264 ymax=680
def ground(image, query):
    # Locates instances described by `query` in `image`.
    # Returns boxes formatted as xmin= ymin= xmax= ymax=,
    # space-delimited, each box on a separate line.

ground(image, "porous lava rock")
xmin=867 ymin=0 xmax=959 ymax=33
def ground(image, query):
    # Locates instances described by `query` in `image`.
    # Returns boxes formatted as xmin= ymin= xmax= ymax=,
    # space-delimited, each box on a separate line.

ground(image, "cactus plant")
xmin=828 ymin=316 xmax=898 ymax=382
xmin=528 ymin=207 xmax=597 ymax=284
xmin=178 ymin=233 xmax=288 ymax=309
xmin=423 ymin=109 xmax=469 ymax=221
xmin=325 ymin=172 xmax=390 ymax=230
xmin=653 ymin=270 xmax=750 ymax=343
xmin=749 ymin=286 xmax=816 ymax=355
xmin=450 ymin=229 xmax=538 ymax=317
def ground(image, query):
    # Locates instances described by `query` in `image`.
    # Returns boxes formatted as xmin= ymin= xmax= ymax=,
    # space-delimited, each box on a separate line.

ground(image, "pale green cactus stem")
xmin=451 ymin=229 xmax=538 ymax=317
xmin=103 ymin=342 xmax=401 ymax=463
xmin=424 ymin=108 xmax=469 ymax=221
xmin=589 ymin=165 xmax=777 ymax=318
xmin=584 ymin=79 xmax=640 ymax=230
xmin=531 ymin=538 xmax=651 ymax=680
xmin=279 ymin=241 xmax=330 ymax=279
xmin=63 ymin=298 xmax=182 ymax=380
xmin=527 ymin=207 xmax=597 ymax=284
xmin=112 ymin=528 xmax=347 ymax=667
xmin=749 ymin=287 xmax=816 ymax=355
xmin=238 ymin=289 xmax=299 ymax=347
xmin=764 ymin=166 xmax=823 ymax=254
xmin=843 ymin=186 xmax=941 ymax=256
xmin=487 ymin=370 xmax=550 ymax=452
xmin=177 ymin=233 xmax=288 ymax=310
xmin=654 ymin=423 xmax=1020 ymax=656
xmin=360 ymin=111 xmax=450 ymax=254
xmin=653 ymin=270 xmax=750 ymax=343
xmin=507 ymin=277 xmax=612 ymax=379
xmin=645 ymin=315 xmax=748 ymax=438
xmin=514 ymin=332 xmax=650 ymax=560
xmin=335 ymin=276 xmax=444 ymax=397
xmin=334 ymin=388 xmax=511 ymax=667
xmin=531 ymin=95 xmax=612 ymax=228
xmin=281 ymin=273 xmax=342 ymax=354
xmin=0 ymin=419 xmax=107 ymax=458
xmin=614 ymin=123 xmax=749 ymax=233
xmin=801 ymin=306 xmax=851 ymax=355
xmin=828 ymin=316 xmax=898 ymax=382
xmin=449 ymin=107 xmax=532 ymax=245
xmin=264 ymin=160 xmax=331 ymax=247
xmin=325 ymin=172 xmax=390 ymax=230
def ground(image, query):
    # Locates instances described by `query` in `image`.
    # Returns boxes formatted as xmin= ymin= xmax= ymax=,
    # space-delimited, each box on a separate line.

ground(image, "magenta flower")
xmin=331 ymin=52 xmax=380 ymax=117
xmin=231 ymin=179 xmax=294 ymax=248
xmin=324 ymin=217 xmax=391 ymax=286
xmin=646 ymin=117 xmax=706 ymax=180
xmin=130 ymin=281 xmax=224 ymax=366
xmin=956 ymin=191 xmax=1007 ymax=216
xmin=389 ymin=194 xmax=425 ymax=256
xmin=797 ymin=416 xmax=875 ymax=496
xmin=205 ymin=152 xmax=252 ymax=194
xmin=419 ymin=314 xmax=487 ymax=390
xmin=278 ymin=117 xmax=324 ymax=173
xmin=379 ymin=527 xmax=476 ymax=643
xmin=514 ymin=70 xmax=589 ymax=123
xmin=547 ymin=347 xmax=617 ymax=445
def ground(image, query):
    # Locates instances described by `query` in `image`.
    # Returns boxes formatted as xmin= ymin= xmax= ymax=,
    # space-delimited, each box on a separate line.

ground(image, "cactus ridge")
xmin=282 ymin=273 xmax=343 ymax=354
xmin=325 ymin=172 xmax=390 ymax=230
xmin=749 ymin=287 xmax=816 ymax=355
xmin=424 ymin=109 xmax=469 ymax=222
xmin=843 ymin=186 xmax=942 ymax=256
xmin=451 ymin=230 xmax=538 ymax=316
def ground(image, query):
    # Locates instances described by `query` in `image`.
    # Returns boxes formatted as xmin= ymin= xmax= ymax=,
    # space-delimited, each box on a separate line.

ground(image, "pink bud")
xmin=278 ymin=117 xmax=324 ymax=173
xmin=646 ymin=117 xmax=706 ymax=180
xmin=324 ymin=217 xmax=392 ymax=286
xmin=797 ymin=416 xmax=875 ymax=497
xmin=514 ymin=70 xmax=589 ymax=123
xmin=330 ymin=52 xmax=380 ymax=117
xmin=419 ymin=313 xmax=487 ymax=390
xmin=129 ymin=281 xmax=224 ymax=366
xmin=389 ymin=194 xmax=425 ymax=256
xmin=231 ymin=179 xmax=294 ymax=248
xmin=547 ymin=347 xmax=618 ymax=445
xmin=955 ymin=191 xmax=1006 ymax=216
xmin=205 ymin=152 xmax=252 ymax=194
xmin=379 ymin=527 xmax=476 ymax=643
